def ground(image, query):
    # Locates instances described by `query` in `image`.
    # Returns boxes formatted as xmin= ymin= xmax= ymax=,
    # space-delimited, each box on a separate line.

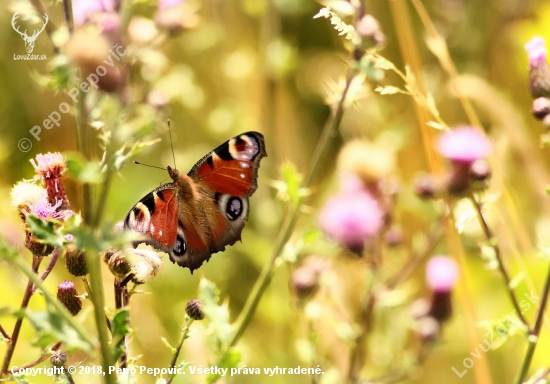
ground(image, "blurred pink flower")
xmin=425 ymin=255 xmax=459 ymax=292
xmin=525 ymin=36 xmax=550 ymax=98
xmin=319 ymin=179 xmax=384 ymax=253
xmin=158 ymin=0 xmax=184 ymax=9
xmin=73 ymin=0 xmax=114 ymax=26
xmin=437 ymin=126 xmax=491 ymax=164
xmin=525 ymin=36 xmax=547 ymax=65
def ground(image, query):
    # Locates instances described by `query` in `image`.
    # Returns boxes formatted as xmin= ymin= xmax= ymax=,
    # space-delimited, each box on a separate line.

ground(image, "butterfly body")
xmin=125 ymin=132 xmax=267 ymax=272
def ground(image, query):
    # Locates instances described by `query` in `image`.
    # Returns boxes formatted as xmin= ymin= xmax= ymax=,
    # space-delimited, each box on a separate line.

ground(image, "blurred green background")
xmin=1 ymin=0 xmax=550 ymax=383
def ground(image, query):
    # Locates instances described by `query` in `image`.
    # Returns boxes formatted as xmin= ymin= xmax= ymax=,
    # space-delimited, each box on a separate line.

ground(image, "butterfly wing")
xmin=125 ymin=132 xmax=267 ymax=273
xmin=124 ymin=184 xmax=179 ymax=255
xmin=168 ymin=132 xmax=266 ymax=271
xmin=188 ymin=131 xmax=266 ymax=197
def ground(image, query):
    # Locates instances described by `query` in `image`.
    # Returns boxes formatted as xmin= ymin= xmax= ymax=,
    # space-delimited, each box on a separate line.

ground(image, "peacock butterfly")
xmin=124 ymin=131 xmax=267 ymax=273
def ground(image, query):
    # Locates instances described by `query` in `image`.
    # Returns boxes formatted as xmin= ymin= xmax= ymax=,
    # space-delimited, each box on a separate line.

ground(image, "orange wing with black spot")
xmin=189 ymin=132 xmax=266 ymax=197
xmin=124 ymin=132 xmax=267 ymax=273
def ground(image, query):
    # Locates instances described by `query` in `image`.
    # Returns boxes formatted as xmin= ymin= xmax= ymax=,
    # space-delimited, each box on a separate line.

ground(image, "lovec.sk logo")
xmin=12 ymin=12 xmax=48 ymax=61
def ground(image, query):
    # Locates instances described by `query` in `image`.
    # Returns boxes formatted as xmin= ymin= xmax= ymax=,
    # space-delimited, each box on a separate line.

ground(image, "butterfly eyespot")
xmin=173 ymin=234 xmax=187 ymax=256
xmin=226 ymin=197 xmax=243 ymax=221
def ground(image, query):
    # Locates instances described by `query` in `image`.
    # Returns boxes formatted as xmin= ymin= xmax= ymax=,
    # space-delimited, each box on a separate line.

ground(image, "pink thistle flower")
xmin=426 ymin=255 xmax=459 ymax=322
xmin=30 ymin=152 xmax=67 ymax=179
xmin=525 ymin=36 xmax=547 ymax=66
xmin=72 ymin=0 xmax=114 ymax=26
xmin=30 ymin=152 xmax=71 ymax=210
xmin=525 ymin=36 xmax=550 ymax=98
xmin=319 ymin=176 xmax=384 ymax=253
xmin=26 ymin=196 xmax=73 ymax=221
xmin=437 ymin=126 xmax=491 ymax=164
xmin=425 ymin=255 xmax=459 ymax=293
xmin=158 ymin=0 xmax=184 ymax=9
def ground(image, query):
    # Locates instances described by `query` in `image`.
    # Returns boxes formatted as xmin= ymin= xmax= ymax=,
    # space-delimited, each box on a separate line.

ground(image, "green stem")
xmin=92 ymin=156 xmax=114 ymax=227
xmin=166 ymin=317 xmax=194 ymax=384
xmin=1 ymin=256 xmax=42 ymax=375
xmin=86 ymin=250 xmax=116 ymax=383
xmin=62 ymin=0 xmax=74 ymax=33
xmin=229 ymin=203 xmax=300 ymax=346
xmin=469 ymin=195 xmax=529 ymax=327
xmin=303 ymin=70 xmax=356 ymax=188
xmin=514 ymin=264 xmax=550 ymax=384
xmin=9 ymin=341 xmax=62 ymax=374
xmin=211 ymin=69 xmax=358 ymax=377
xmin=4 ymin=255 xmax=94 ymax=348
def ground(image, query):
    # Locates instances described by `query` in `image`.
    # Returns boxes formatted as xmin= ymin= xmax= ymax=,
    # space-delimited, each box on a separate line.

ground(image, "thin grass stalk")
xmin=514 ymin=265 xmax=550 ymax=384
xmin=1 ymin=256 xmax=42 ymax=375
xmin=166 ymin=316 xmax=194 ymax=384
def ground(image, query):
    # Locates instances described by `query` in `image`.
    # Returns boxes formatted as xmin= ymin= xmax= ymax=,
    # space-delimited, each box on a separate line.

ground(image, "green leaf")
xmin=111 ymin=308 xmax=131 ymax=361
xmin=206 ymin=348 xmax=241 ymax=384
xmin=65 ymin=152 xmax=105 ymax=184
xmin=272 ymin=162 xmax=307 ymax=208
xmin=116 ymin=364 xmax=138 ymax=384
xmin=161 ymin=337 xmax=176 ymax=354
xmin=509 ymin=272 xmax=525 ymax=290
xmin=199 ymin=279 xmax=234 ymax=348
xmin=113 ymin=139 xmax=160 ymax=171
xmin=357 ymin=56 xmax=385 ymax=81
xmin=25 ymin=309 xmax=91 ymax=352
xmin=0 ymin=238 xmax=18 ymax=261
xmin=26 ymin=215 xmax=66 ymax=248
xmin=375 ymin=85 xmax=402 ymax=95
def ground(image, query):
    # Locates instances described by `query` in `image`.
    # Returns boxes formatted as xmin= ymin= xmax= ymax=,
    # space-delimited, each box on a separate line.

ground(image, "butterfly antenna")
xmin=133 ymin=161 xmax=165 ymax=170
xmin=167 ymin=120 xmax=177 ymax=169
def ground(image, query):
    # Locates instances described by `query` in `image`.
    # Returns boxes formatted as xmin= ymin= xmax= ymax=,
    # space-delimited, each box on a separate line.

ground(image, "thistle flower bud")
xmin=291 ymin=268 xmax=318 ymax=300
xmin=409 ymin=298 xmax=431 ymax=320
xmin=429 ymin=291 xmax=453 ymax=322
xmin=437 ymin=127 xmax=492 ymax=195
xmin=291 ymin=256 xmax=328 ymax=302
xmin=66 ymin=31 xmax=122 ymax=93
xmin=50 ymin=350 xmax=67 ymax=367
xmin=385 ymin=226 xmax=403 ymax=247
xmin=426 ymin=256 xmax=459 ymax=322
xmin=185 ymin=299 xmax=204 ymax=320
xmin=104 ymin=248 xmax=163 ymax=283
xmin=445 ymin=162 xmax=471 ymax=195
xmin=30 ymin=152 xmax=70 ymax=210
xmin=104 ymin=248 xmax=132 ymax=277
xmin=130 ymin=249 xmax=163 ymax=284
xmin=532 ymin=97 xmax=550 ymax=120
xmin=356 ymin=14 xmax=385 ymax=47
xmin=544 ymin=114 xmax=550 ymax=131
xmin=147 ymin=90 xmax=168 ymax=110
xmin=525 ymin=36 xmax=550 ymax=98
xmin=155 ymin=0 xmax=200 ymax=36
xmin=64 ymin=243 xmax=88 ymax=276
xmin=337 ymin=140 xmax=395 ymax=186
xmin=25 ymin=232 xmax=54 ymax=257
xmin=57 ymin=281 xmax=82 ymax=316
xmin=416 ymin=316 xmax=440 ymax=343
xmin=414 ymin=173 xmax=437 ymax=199
xmin=469 ymin=159 xmax=491 ymax=183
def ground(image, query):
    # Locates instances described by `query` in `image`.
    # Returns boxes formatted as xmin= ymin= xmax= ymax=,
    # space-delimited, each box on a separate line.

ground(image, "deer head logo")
xmin=11 ymin=13 xmax=48 ymax=54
